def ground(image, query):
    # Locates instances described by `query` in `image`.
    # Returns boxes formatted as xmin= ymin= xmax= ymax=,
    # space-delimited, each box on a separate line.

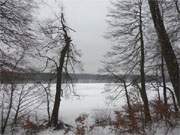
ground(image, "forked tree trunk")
xmin=148 ymin=0 xmax=180 ymax=106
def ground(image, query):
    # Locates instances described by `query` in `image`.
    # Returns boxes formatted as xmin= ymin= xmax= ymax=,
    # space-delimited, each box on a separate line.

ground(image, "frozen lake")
xmin=59 ymin=83 xmax=115 ymax=124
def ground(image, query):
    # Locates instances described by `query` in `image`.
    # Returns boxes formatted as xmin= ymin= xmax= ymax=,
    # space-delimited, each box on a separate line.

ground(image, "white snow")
xmin=59 ymin=83 xmax=111 ymax=124
xmin=1 ymin=83 xmax=180 ymax=135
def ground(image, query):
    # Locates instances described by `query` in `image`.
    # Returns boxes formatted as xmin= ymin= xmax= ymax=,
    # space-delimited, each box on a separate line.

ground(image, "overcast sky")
xmin=37 ymin=0 xmax=111 ymax=73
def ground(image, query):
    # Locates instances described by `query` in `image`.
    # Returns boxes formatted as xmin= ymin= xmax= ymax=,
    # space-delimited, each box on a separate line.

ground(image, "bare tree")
xmin=1 ymin=84 xmax=15 ymax=134
xmin=148 ymin=0 xmax=180 ymax=106
xmin=144 ymin=0 xmax=180 ymax=107
xmin=12 ymin=84 xmax=44 ymax=125
xmin=40 ymin=82 xmax=52 ymax=124
xmin=105 ymin=0 xmax=151 ymax=122
xmin=0 ymin=0 xmax=36 ymax=71
xmin=0 ymin=0 xmax=38 ymax=134
xmin=38 ymin=9 xmax=81 ymax=127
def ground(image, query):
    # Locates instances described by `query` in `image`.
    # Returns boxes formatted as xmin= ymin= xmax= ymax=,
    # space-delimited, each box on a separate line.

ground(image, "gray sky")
xmin=37 ymin=0 xmax=111 ymax=73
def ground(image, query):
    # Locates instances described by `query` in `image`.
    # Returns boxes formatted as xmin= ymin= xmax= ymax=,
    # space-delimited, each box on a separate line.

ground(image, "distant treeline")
xmin=0 ymin=72 xmax=167 ymax=83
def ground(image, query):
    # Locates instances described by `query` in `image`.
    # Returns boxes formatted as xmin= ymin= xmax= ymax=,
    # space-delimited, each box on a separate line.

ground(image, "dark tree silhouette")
xmin=104 ymin=0 xmax=151 ymax=122
xmin=148 ymin=0 xmax=180 ymax=106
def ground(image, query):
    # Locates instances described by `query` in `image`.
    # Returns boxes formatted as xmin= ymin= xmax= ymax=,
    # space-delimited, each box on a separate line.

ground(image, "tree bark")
xmin=139 ymin=1 xmax=151 ymax=122
xmin=50 ymin=44 xmax=69 ymax=127
xmin=148 ymin=0 xmax=180 ymax=106
xmin=161 ymin=56 xmax=167 ymax=105
xmin=123 ymin=80 xmax=131 ymax=111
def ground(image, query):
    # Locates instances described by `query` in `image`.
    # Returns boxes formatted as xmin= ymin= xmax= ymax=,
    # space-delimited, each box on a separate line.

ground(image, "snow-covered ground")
xmin=34 ymin=83 xmax=115 ymax=125
xmin=36 ymin=83 xmax=180 ymax=135
xmin=2 ymin=83 xmax=180 ymax=135
xmin=59 ymin=83 xmax=120 ymax=124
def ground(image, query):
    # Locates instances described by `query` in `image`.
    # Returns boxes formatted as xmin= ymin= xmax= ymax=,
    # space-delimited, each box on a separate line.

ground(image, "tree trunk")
xmin=50 ymin=45 xmax=69 ymax=127
xmin=139 ymin=1 xmax=151 ymax=122
xmin=45 ymin=83 xmax=51 ymax=124
xmin=1 ymin=84 xmax=14 ymax=134
xmin=13 ymin=89 xmax=24 ymax=125
xmin=174 ymin=0 xmax=180 ymax=14
xmin=50 ymin=70 xmax=62 ymax=127
xmin=123 ymin=80 xmax=131 ymax=111
xmin=50 ymin=13 xmax=71 ymax=126
xmin=148 ymin=0 xmax=180 ymax=106
xmin=161 ymin=56 xmax=167 ymax=105
xmin=166 ymin=87 xmax=179 ymax=112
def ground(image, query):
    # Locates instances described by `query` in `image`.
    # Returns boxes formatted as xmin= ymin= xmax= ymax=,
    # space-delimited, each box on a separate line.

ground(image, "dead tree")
xmin=50 ymin=12 xmax=78 ymax=127
xmin=38 ymin=10 xmax=81 ymax=127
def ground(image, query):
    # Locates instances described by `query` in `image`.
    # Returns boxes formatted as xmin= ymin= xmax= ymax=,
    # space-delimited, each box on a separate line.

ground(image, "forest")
xmin=0 ymin=0 xmax=180 ymax=135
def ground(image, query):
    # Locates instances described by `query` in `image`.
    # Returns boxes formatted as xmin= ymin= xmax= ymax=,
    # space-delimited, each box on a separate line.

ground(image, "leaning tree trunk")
xmin=1 ymin=84 xmax=15 ymax=134
xmin=148 ymin=0 xmax=180 ymax=106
